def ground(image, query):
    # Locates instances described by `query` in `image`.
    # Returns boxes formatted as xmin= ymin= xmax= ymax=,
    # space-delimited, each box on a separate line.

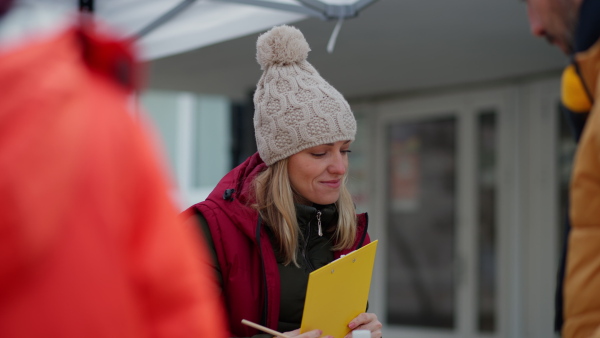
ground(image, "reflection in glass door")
xmin=386 ymin=117 xmax=457 ymax=328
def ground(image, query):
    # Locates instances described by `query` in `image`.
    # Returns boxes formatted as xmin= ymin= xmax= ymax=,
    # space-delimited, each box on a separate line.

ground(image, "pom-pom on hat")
xmin=253 ymin=25 xmax=356 ymax=166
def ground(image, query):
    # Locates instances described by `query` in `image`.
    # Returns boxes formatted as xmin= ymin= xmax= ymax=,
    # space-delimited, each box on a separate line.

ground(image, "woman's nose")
xmin=328 ymin=153 xmax=347 ymax=175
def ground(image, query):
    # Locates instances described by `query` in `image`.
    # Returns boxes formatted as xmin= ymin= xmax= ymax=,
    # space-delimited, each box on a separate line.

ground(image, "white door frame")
xmin=367 ymin=86 xmax=520 ymax=338
xmin=519 ymin=78 xmax=561 ymax=338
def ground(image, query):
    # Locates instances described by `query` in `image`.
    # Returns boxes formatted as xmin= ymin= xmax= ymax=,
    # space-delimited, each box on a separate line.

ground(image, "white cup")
xmin=352 ymin=330 xmax=371 ymax=338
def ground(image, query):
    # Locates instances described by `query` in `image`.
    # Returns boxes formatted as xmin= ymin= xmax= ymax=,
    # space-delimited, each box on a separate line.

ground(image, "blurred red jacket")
xmin=0 ymin=17 xmax=226 ymax=338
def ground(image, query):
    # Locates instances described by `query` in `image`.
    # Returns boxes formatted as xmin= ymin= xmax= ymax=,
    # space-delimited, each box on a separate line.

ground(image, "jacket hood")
xmin=202 ymin=152 xmax=267 ymax=241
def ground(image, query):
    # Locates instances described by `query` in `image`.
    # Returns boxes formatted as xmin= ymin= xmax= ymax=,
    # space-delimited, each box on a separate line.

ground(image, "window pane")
xmin=141 ymin=91 xmax=180 ymax=187
xmin=192 ymin=95 xmax=231 ymax=188
xmin=477 ymin=111 xmax=497 ymax=332
xmin=386 ymin=117 xmax=456 ymax=329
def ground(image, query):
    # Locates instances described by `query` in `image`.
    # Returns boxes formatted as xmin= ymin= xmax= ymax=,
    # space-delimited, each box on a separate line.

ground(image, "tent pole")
xmin=134 ymin=0 xmax=197 ymax=39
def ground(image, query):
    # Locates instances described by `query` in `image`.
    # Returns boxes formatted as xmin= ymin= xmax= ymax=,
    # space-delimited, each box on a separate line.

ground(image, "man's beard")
xmin=558 ymin=0 xmax=579 ymax=54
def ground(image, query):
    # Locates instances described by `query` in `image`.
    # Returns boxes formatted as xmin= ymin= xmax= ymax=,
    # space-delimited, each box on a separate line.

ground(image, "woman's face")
xmin=287 ymin=140 xmax=351 ymax=205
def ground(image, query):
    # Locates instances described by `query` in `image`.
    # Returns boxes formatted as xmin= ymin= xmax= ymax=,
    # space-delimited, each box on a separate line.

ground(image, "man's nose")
xmin=530 ymin=21 xmax=546 ymax=37
xmin=527 ymin=8 xmax=546 ymax=37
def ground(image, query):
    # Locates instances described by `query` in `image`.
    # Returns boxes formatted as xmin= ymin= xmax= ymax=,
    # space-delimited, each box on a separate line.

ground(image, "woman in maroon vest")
xmin=185 ymin=25 xmax=382 ymax=338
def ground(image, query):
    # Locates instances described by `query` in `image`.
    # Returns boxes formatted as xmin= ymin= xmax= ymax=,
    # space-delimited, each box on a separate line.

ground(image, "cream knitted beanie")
xmin=253 ymin=25 xmax=356 ymax=166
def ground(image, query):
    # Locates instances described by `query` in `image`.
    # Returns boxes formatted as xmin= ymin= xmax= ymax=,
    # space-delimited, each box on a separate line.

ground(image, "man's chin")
xmin=552 ymin=40 xmax=572 ymax=55
xmin=545 ymin=35 xmax=572 ymax=55
xmin=559 ymin=44 xmax=573 ymax=55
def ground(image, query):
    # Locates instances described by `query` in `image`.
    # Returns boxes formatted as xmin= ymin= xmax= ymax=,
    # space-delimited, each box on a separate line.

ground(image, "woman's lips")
xmin=321 ymin=179 xmax=341 ymax=188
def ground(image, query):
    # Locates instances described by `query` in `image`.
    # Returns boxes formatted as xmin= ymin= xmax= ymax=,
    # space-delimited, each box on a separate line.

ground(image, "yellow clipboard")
xmin=300 ymin=240 xmax=378 ymax=338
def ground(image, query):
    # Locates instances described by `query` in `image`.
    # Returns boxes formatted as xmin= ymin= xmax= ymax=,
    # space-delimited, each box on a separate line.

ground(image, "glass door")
xmin=369 ymin=89 xmax=514 ymax=338
xmin=386 ymin=116 xmax=457 ymax=329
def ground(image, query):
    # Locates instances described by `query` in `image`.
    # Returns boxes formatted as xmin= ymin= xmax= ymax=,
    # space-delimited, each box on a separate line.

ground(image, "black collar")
xmin=295 ymin=203 xmax=338 ymax=233
xmin=574 ymin=0 xmax=600 ymax=53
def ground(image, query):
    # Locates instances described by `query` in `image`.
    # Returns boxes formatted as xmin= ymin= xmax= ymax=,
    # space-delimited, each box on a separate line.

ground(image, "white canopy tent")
xmin=97 ymin=1 xmax=304 ymax=60
xmin=77 ymin=0 xmax=378 ymax=60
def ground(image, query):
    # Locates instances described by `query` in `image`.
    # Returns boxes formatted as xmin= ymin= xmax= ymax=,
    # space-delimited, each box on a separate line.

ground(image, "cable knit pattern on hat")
xmin=253 ymin=25 xmax=356 ymax=166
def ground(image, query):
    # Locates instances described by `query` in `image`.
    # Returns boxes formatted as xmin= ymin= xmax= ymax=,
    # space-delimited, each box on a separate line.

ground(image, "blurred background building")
xmin=26 ymin=0 xmax=572 ymax=337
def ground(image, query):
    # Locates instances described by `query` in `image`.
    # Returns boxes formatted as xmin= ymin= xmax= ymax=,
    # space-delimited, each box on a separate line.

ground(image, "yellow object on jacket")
xmin=563 ymin=39 xmax=600 ymax=338
xmin=562 ymin=64 xmax=593 ymax=113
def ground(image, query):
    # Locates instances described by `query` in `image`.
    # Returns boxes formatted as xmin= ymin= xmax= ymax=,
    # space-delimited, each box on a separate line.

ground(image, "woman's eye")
xmin=311 ymin=152 xmax=326 ymax=157
xmin=342 ymin=149 xmax=352 ymax=154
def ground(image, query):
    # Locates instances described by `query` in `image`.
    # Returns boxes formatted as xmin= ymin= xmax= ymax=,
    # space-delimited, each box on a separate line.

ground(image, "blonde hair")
xmin=253 ymin=158 xmax=357 ymax=266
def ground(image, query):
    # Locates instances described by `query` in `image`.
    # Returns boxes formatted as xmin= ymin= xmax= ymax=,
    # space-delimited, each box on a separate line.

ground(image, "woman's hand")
xmin=344 ymin=313 xmax=382 ymax=338
xmin=282 ymin=328 xmax=332 ymax=338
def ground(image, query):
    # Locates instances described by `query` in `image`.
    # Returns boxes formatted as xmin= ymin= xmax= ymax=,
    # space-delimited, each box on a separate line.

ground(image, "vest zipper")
xmin=302 ymin=217 xmax=316 ymax=271
xmin=316 ymin=210 xmax=323 ymax=237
